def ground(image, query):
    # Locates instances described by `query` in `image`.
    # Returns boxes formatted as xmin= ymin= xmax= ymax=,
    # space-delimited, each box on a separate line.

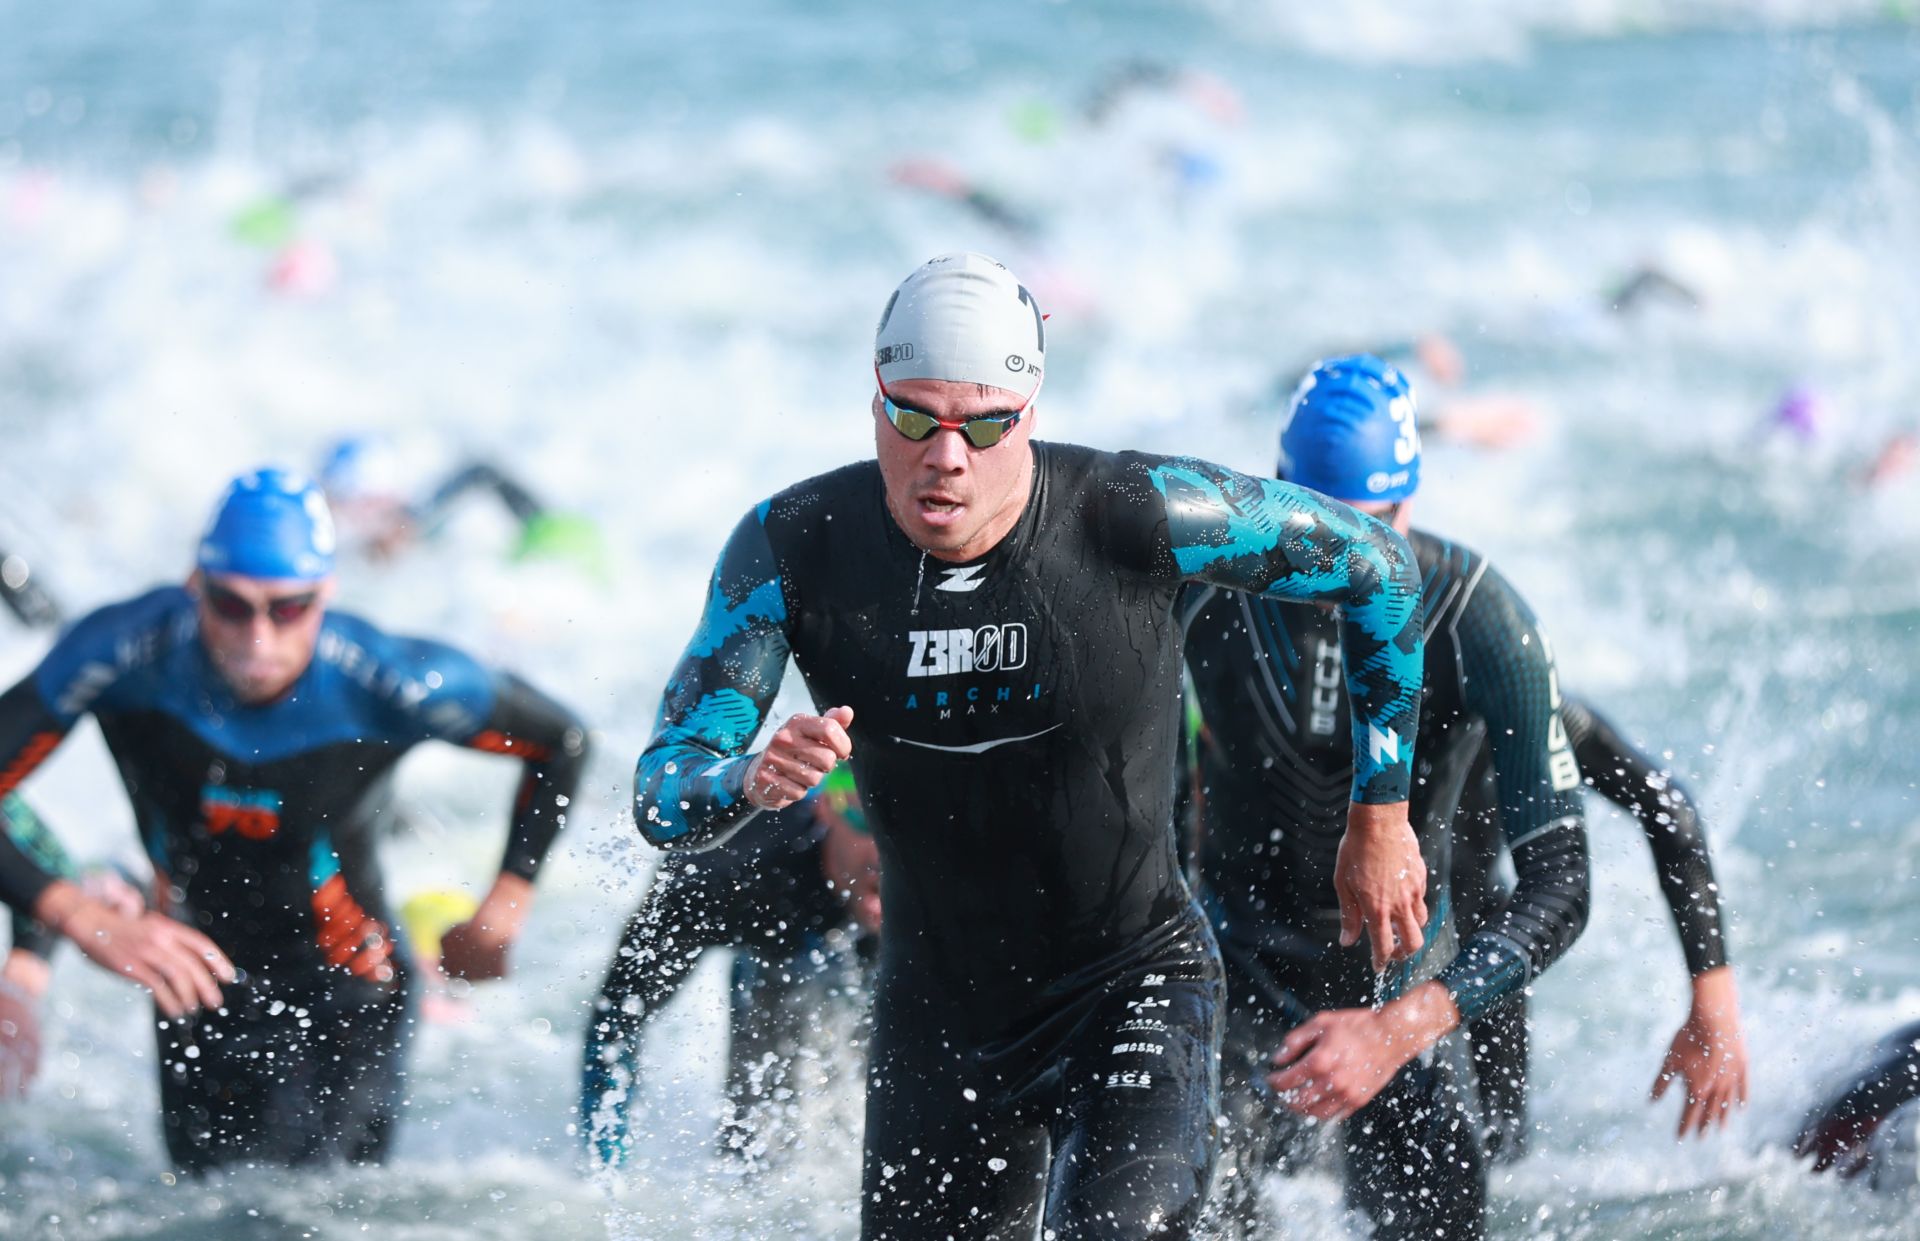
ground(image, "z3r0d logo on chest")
xmin=906 ymin=623 xmax=1028 ymax=678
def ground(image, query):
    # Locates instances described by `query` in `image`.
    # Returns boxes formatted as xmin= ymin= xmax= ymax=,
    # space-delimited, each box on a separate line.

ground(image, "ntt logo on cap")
xmin=875 ymin=252 xmax=1046 ymax=395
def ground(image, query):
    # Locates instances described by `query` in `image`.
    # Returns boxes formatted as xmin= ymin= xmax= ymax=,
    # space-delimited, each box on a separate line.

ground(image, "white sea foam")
xmin=0 ymin=10 xmax=1917 ymax=1238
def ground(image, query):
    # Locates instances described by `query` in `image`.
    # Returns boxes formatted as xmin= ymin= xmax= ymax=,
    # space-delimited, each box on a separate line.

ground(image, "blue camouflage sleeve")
xmin=634 ymin=504 xmax=792 ymax=851
xmin=1143 ymin=456 xmax=1424 ymax=804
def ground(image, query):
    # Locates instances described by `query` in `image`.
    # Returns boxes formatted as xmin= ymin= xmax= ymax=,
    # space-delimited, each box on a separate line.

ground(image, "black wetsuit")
xmin=0 ymin=546 xmax=61 ymax=631
xmin=580 ymin=795 xmax=867 ymax=1165
xmin=0 ymin=587 xmax=588 ymax=1171
xmin=415 ymin=462 xmax=547 ymax=532
xmin=1452 ymin=696 xmax=1729 ymax=1161
xmin=1796 ymin=1020 xmax=1920 ymax=1183
xmin=634 ymin=443 xmax=1426 ymax=1240
xmin=1183 ymin=530 xmax=1590 ymax=1240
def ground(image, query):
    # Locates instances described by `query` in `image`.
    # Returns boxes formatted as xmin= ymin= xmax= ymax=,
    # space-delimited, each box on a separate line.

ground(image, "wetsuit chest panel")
xmin=768 ymin=447 xmax=1191 ymax=1009
xmin=1191 ymin=535 xmax=1482 ymax=933
xmin=96 ymin=709 xmax=406 ymax=969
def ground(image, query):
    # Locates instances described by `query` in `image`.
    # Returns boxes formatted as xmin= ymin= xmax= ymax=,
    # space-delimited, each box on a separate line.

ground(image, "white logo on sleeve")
xmin=1310 ymin=639 xmax=1342 ymax=736
xmin=1540 ymin=630 xmax=1582 ymax=792
xmin=936 ymin=566 xmax=986 ymax=593
xmin=1367 ymin=724 xmax=1401 ymax=766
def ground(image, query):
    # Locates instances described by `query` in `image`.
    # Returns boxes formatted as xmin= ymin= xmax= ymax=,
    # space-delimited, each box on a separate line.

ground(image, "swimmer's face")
xmin=191 ymin=570 xmax=334 ymax=705
xmin=874 ymin=378 xmax=1036 ymax=562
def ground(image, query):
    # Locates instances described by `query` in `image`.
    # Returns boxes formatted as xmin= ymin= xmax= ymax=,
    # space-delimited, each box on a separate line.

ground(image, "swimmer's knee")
xmin=1045 ymin=1152 xmax=1212 ymax=1239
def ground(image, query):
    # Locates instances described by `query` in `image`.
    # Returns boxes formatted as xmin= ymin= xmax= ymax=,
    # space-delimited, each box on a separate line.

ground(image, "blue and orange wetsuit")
xmin=0 ymin=586 xmax=588 ymax=1171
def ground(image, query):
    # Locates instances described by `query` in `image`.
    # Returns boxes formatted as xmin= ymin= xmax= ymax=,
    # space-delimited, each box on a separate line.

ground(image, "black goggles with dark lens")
xmin=203 ymin=580 xmax=320 ymax=626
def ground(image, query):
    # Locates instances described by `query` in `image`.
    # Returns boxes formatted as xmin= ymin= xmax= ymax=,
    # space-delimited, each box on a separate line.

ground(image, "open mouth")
xmin=916 ymin=495 xmax=964 ymax=523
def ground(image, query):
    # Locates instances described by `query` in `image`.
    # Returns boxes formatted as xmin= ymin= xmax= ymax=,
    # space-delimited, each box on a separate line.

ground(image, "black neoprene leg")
xmin=860 ymin=994 xmax=1049 ymax=1241
xmin=580 ymin=877 xmax=734 ymax=1160
xmin=1468 ymin=992 xmax=1530 ymax=1163
xmin=720 ymin=944 xmax=831 ymax=1155
xmin=1342 ymin=1033 xmax=1488 ymax=1241
xmin=159 ymin=972 xmax=410 ymax=1174
xmin=1045 ymin=966 xmax=1222 ymax=1240
xmin=1208 ymin=946 xmax=1316 ymax=1238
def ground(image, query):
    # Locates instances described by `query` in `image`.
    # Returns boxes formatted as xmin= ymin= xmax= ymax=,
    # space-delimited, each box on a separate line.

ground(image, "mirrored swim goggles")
xmin=877 ymin=373 xmax=1042 ymax=450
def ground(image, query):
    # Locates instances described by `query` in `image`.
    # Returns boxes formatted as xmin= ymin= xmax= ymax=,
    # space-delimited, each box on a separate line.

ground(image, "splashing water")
xmin=2 ymin=3 xmax=1918 ymax=1237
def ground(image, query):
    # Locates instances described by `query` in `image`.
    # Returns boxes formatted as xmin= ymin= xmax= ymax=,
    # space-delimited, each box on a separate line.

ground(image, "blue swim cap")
xmin=197 ymin=468 xmax=337 ymax=581
xmin=1276 ymin=354 xmax=1421 ymax=502
xmin=315 ymin=433 xmax=405 ymax=502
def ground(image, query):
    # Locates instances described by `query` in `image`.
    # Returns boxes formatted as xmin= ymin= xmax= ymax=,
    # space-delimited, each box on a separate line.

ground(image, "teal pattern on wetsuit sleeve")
xmin=1146 ymin=458 xmax=1423 ymax=805
xmin=1 ymin=795 xmax=76 ymax=881
xmin=634 ymin=504 xmax=791 ymax=849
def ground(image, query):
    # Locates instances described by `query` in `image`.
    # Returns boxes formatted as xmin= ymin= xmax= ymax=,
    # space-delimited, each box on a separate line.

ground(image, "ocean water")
xmin=1 ymin=2 xmax=1918 ymax=1237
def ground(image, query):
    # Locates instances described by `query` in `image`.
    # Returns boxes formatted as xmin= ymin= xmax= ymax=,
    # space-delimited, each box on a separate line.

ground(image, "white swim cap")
xmin=874 ymin=252 xmax=1046 ymax=395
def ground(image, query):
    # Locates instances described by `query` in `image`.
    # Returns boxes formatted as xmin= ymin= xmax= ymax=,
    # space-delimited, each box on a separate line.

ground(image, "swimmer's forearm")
xmin=1330 ymin=513 xmax=1423 ymax=805
xmin=1688 ymin=967 xmax=1739 ymax=1023
xmin=27 ymin=879 xmax=86 ymax=931
xmin=635 ymin=743 xmax=760 ymax=850
xmin=1382 ymin=980 xmax=1461 ymax=1052
xmin=1147 ymin=458 xmax=1423 ymax=803
xmin=1570 ymin=704 xmax=1730 ymax=975
xmin=474 ymin=872 xmax=533 ymax=939
xmin=484 ymin=674 xmax=592 ymax=881
xmin=632 ymin=508 xmax=791 ymax=851
xmin=1439 ymin=818 xmax=1590 ymax=1021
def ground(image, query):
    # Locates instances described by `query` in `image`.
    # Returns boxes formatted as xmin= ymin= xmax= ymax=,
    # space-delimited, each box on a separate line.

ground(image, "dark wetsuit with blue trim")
xmin=0 ymin=586 xmax=588 ymax=1172
xmin=633 ymin=442 xmax=1423 ymax=1241
xmin=1183 ymin=530 xmax=1589 ymax=1241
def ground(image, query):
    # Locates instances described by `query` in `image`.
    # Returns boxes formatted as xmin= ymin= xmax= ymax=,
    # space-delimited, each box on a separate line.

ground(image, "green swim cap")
xmin=513 ymin=512 xmax=609 ymax=582
xmin=1009 ymin=100 xmax=1062 ymax=144
xmin=231 ymin=198 xmax=297 ymax=249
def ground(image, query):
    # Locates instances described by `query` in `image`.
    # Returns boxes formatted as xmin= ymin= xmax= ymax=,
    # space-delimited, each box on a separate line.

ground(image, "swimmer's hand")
xmin=744 ymin=706 xmax=854 ymax=811
xmin=0 ymin=952 xmax=48 ymax=1098
xmin=1796 ymin=1108 xmax=1881 ymax=1177
xmin=1267 ymin=980 xmax=1459 ymax=1122
xmin=34 ymin=880 xmax=234 ymax=1017
xmin=1334 ymin=802 xmax=1428 ymax=973
xmin=1651 ymin=966 xmax=1750 ymax=1139
xmin=439 ymin=873 xmax=532 ymax=982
